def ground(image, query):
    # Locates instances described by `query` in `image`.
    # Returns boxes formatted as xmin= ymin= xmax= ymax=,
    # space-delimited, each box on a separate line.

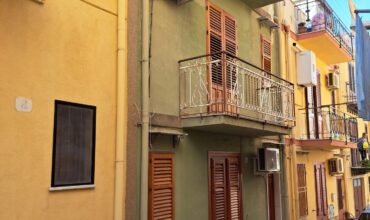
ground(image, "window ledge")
xmin=49 ymin=184 xmax=95 ymax=192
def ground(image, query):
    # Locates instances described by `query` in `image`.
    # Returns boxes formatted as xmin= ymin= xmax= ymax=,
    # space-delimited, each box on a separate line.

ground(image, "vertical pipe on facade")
xmin=140 ymin=0 xmax=150 ymax=219
xmin=274 ymin=3 xmax=290 ymax=220
xmin=114 ymin=0 xmax=128 ymax=219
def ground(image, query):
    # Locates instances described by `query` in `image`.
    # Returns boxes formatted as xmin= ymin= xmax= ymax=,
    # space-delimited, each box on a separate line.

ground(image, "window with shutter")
xmin=261 ymin=36 xmax=272 ymax=73
xmin=209 ymin=152 xmax=242 ymax=220
xmin=297 ymin=164 xmax=308 ymax=218
xmin=51 ymin=100 xmax=96 ymax=187
xmin=149 ymin=152 xmax=175 ymax=220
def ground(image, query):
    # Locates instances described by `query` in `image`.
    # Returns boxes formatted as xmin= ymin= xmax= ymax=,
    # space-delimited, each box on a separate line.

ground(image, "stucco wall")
xmin=149 ymin=0 xmax=276 ymax=116
xmin=0 ymin=0 xmax=118 ymax=219
xmin=150 ymin=131 xmax=275 ymax=220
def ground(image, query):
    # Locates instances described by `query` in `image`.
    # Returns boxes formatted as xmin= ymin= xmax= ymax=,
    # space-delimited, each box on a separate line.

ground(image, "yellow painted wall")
xmin=0 ymin=0 xmax=119 ymax=219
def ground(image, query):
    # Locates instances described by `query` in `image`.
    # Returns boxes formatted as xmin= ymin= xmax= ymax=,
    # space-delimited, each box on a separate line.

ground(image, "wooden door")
xmin=353 ymin=178 xmax=366 ymax=218
xmin=336 ymin=177 xmax=345 ymax=220
xmin=314 ymin=163 xmax=328 ymax=220
xmin=207 ymin=3 xmax=237 ymax=114
xmin=209 ymin=152 xmax=242 ymax=220
xmin=268 ymin=174 xmax=276 ymax=220
xmin=305 ymin=78 xmax=322 ymax=139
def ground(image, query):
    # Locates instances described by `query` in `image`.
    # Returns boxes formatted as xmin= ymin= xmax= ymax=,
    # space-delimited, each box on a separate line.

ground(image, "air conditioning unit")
xmin=177 ymin=0 xmax=192 ymax=5
xmin=296 ymin=51 xmax=317 ymax=87
xmin=257 ymin=148 xmax=280 ymax=172
xmin=327 ymin=72 xmax=340 ymax=89
xmin=328 ymin=158 xmax=344 ymax=175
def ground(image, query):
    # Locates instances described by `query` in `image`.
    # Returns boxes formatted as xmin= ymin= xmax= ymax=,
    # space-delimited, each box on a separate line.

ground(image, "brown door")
xmin=268 ymin=174 xmax=275 ymax=220
xmin=353 ymin=178 xmax=366 ymax=218
xmin=207 ymin=3 xmax=237 ymax=114
xmin=209 ymin=152 xmax=242 ymax=220
xmin=305 ymin=73 xmax=322 ymax=139
xmin=314 ymin=163 xmax=328 ymax=220
xmin=336 ymin=177 xmax=345 ymax=220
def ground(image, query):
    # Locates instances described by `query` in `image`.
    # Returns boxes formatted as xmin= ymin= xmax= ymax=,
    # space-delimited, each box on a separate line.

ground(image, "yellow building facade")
xmin=281 ymin=1 xmax=370 ymax=220
xmin=0 ymin=0 xmax=127 ymax=220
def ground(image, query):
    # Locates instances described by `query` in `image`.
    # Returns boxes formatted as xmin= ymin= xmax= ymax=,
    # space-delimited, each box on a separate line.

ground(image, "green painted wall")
xmin=150 ymin=0 xmax=278 ymax=116
xmin=150 ymin=132 xmax=269 ymax=220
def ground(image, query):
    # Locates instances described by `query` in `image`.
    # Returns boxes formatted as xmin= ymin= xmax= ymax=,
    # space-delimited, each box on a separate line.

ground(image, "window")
xmin=261 ymin=36 xmax=272 ymax=73
xmin=297 ymin=164 xmax=308 ymax=218
xmin=149 ymin=152 xmax=175 ymax=220
xmin=51 ymin=100 xmax=96 ymax=187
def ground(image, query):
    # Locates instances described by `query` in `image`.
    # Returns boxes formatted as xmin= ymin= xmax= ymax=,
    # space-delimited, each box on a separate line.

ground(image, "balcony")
xmin=297 ymin=106 xmax=358 ymax=149
xmin=242 ymin=0 xmax=283 ymax=9
xmin=179 ymin=52 xmax=295 ymax=136
xmin=351 ymin=149 xmax=370 ymax=175
xmin=346 ymin=82 xmax=358 ymax=115
xmin=293 ymin=0 xmax=353 ymax=64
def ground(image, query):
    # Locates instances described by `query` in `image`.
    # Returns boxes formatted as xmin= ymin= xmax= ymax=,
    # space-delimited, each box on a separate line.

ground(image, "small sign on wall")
xmin=16 ymin=97 xmax=32 ymax=112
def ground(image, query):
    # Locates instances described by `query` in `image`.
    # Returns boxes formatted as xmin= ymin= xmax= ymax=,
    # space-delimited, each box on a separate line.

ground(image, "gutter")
xmin=114 ymin=0 xmax=128 ymax=219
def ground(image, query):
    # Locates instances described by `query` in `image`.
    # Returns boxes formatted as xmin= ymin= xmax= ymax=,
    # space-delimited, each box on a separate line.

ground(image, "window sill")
xmin=49 ymin=184 xmax=95 ymax=192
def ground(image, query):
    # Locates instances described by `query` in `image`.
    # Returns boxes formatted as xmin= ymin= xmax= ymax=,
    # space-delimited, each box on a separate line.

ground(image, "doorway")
xmin=336 ymin=177 xmax=345 ymax=220
xmin=314 ymin=163 xmax=328 ymax=220
xmin=353 ymin=178 xmax=366 ymax=218
xmin=208 ymin=152 xmax=242 ymax=220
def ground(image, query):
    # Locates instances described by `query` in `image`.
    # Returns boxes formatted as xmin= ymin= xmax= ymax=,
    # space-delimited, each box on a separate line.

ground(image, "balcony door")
xmin=207 ymin=3 xmax=237 ymax=114
xmin=305 ymin=73 xmax=322 ymax=139
xmin=337 ymin=177 xmax=345 ymax=220
xmin=208 ymin=152 xmax=242 ymax=220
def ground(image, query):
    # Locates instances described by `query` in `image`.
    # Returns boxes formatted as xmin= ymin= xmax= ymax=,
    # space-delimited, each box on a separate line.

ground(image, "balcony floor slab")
xmin=182 ymin=115 xmax=292 ymax=136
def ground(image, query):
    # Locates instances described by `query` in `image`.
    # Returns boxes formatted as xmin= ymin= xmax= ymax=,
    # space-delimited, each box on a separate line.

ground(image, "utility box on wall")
xmin=296 ymin=51 xmax=317 ymax=87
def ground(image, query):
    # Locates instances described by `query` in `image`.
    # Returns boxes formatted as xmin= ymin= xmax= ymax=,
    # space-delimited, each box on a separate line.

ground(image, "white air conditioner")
xmin=257 ymin=148 xmax=280 ymax=172
xmin=328 ymin=158 xmax=344 ymax=175
xmin=327 ymin=72 xmax=340 ymax=89
xmin=296 ymin=51 xmax=317 ymax=87
xmin=177 ymin=0 xmax=192 ymax=5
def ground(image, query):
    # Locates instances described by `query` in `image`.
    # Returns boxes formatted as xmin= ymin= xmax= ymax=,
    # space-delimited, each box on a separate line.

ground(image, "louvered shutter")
xmin=261 ymin=36 xmax=272 ymax=73
xmin=210 ymin=157 xmax=228 ymax=220
xmin=208 ymin=4 xmax=223 ymax=86
xmin=227 ymin=157 xmax=241 ymax=220
xmin=224 ymin=14 xmax=237 ymax=90
xmin=149 ymin=153 xmax=175 ymax=220
xmin=314 ymin=164 xmax=323 ymax=216
xmin=320 ymin=164 xmax=328 ymax=216
xmin=297 ymin=164 xmax=308 ymax=218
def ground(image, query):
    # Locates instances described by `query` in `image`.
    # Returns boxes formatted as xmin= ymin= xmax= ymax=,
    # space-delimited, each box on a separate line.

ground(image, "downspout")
xmin=114 ymin=0 xmax=128 ymax=219
xmin=140 ymin=0 xmax=150 ymax=219
xmin=274 ymin=2 xmax=290 ymax=220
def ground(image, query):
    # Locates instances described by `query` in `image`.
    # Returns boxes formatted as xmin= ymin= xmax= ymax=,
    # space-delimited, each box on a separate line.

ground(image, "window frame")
xmin=51 ymin=100 xmax=97 ymax=188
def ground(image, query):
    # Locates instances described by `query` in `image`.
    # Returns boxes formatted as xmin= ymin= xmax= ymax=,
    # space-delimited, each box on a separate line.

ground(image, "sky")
xmin=326 ymin=0 xmax=370 ymax=29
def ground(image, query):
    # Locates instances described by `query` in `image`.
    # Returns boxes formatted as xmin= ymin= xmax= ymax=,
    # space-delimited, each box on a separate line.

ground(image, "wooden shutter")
xmin=320 ymin=164 xmax=328 ymax=216
xmin=297 ymin=164 xmax=308 ymax=218
xmin=210 ymin=157 xmax=228 ymax=219
xmin=224 ymin=14 xmax=237 ymax=90
xmin=227 ymin=157 xmax=242 ymax=219
xmin=261 ymin=36 xmax=272 ymax=73
xmin=149 ymin=153 xmax=175 ymax=220
xmin=314 ymin=164 xmax=323 ymax=216
xmin=208 ymin=4 xmax=223 ymax=86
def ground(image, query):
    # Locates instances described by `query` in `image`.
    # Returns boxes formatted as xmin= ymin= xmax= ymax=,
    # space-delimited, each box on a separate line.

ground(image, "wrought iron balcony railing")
xmin=294 ymin=0 xmax=353 ymax=56
xmin=299 ymin=106 xmax=358 ymax=143
xmin=179 ymin=52 xmax=295 ymax=127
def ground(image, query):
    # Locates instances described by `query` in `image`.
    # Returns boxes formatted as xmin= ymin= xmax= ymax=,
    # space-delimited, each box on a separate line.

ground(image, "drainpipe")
xmin=140 ymin=0 xmax=150 ymax=219
xmin=274 ymin=2 xmax=290 ymax=220
xmin=114 ymin=0 xmax=128 ymax=219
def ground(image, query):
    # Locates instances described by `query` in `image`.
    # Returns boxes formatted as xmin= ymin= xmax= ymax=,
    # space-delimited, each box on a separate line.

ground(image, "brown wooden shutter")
xmin=210 ymin=157 xmax=228 ymax=219
xmin=208 ymin=4 xmax=223 ymax=86
xmin=320 ymin=164 xmax=328 ymax=215
xmin=227 ymin=157 xmax=242 ymax=219
xmin=261 ymin=36 xmax=272 ymax=73
xmin=314 ymin=164 xmax=323 ymax=216
xmin=149 ymin=152 xmax=175 ymax=220
xmin=297 ymin=164 xmax=308 ymax=218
